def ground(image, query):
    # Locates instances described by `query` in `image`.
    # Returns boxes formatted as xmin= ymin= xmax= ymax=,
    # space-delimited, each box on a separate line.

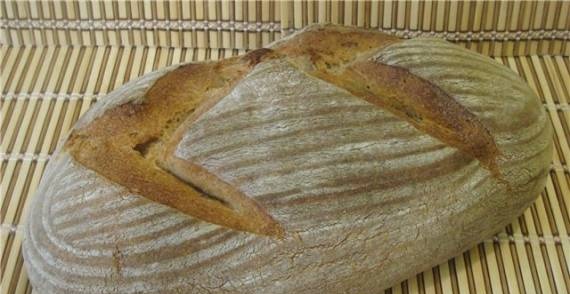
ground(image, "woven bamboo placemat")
xmin=2 ymin=1 xmax=570 ymax=294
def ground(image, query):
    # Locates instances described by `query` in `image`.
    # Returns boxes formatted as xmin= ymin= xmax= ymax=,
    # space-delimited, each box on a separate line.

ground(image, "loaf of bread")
xmin=23 ymin=24 xmax=552 ymax=293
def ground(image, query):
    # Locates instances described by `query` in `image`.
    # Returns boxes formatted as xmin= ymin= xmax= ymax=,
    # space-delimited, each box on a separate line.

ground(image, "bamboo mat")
xmin=2 ymin=1 xmax=570 ymax=294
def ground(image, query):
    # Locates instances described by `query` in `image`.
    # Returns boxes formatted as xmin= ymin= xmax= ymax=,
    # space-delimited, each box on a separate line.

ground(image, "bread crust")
xmin=23 ymin=24 xmax=552 ymax=293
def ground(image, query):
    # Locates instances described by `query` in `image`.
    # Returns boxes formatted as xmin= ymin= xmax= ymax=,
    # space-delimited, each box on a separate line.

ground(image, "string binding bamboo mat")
xmin=1 ymin=1 xmax=570 ymax=294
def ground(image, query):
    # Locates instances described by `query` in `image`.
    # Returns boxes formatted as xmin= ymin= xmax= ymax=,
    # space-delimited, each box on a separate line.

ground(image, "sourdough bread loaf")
xmin=23 ymin=24 xmax=552 ymax=293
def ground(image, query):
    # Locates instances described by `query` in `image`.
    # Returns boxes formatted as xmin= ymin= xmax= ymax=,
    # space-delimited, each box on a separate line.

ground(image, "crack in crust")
xmin=65 ymin=25 xmax=503 ymax=238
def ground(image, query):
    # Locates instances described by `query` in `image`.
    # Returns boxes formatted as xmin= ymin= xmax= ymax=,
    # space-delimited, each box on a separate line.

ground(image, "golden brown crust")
xmin=65 ymin=25 xmax=501 ymax=237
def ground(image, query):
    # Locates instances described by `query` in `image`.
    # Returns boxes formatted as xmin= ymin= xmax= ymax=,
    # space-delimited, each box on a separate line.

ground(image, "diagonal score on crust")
xmin=65 ymin=49 xmax=285 ymax=237
xmin=309 ymin=61 xmax=502 ymax=177
xmin=65 ymin=24 xmax=503 ymax=238
xmin=273 ymin=25 xmax=502 ymax=178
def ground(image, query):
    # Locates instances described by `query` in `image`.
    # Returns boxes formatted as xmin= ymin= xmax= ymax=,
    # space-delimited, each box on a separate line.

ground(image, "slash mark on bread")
xmin=274 ymin=25 xmax=503 ymax=179
xmin=311 ymin=61 xmax=502 ymax=178
xmin=66 ymin=49 xmax=283 ymax=238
